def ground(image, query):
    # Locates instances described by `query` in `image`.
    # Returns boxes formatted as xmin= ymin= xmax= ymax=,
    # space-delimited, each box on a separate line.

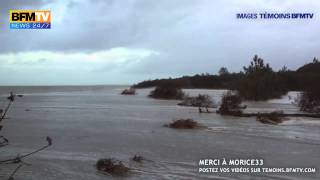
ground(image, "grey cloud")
xmin=0 ymin=0 xmax=198 ymax=53
xmin=0 ymin=0 xmax=320 ymax=85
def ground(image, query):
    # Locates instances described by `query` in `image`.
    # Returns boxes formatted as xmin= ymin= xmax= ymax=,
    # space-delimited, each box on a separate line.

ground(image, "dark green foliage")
xmin=236 ymin=55 xmax=288 ymax=100
xmin=217 ymin=91 xmax=244 ymax=115
xmin=297 ymin=57 xmax=320 ymax=74
xmin=295 ymin=58 xmax=320 ymax=90
xmin=133 ymin=73 xmax=242 ymax=89
xmin=149 ymin=83 xmax=185 ymax=99
xmin=296 ymin=59 xmax=320 ymax=113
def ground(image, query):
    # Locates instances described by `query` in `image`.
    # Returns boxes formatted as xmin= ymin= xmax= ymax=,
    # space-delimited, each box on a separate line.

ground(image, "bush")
xmin=149 ymin=84 xmax=184 ymax=100
xmin=297 ymin=89 xmax=320 ymax=113
xmin=256 ymin=111 xmax=284 ymax=125
xmin=96 ymin=158 xmax=129 ymax=176
xmin=165 ymin=119 xmax=200 ymax=129
xmin=121 ymin=87 xmax=136 ymax=95
xmin=178 ymin=94 xmax=216 ymax=107
xmin=217 ymin=91 xmax=244 ymax=115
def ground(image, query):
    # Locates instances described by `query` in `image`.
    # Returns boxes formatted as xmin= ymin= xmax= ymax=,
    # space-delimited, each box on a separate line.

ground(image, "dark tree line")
xmin=134 ymin=55 xmax=320 ymax=92
xmin=134 ymin=55 xmax=320 ymax=112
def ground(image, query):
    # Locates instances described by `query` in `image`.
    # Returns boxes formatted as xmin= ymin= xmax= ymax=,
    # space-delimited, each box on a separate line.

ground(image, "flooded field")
xmin=0 ymin=86 xmax=319 ymax=180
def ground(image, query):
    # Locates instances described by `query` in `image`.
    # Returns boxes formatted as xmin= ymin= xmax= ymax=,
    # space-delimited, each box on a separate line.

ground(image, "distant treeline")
xmin=133 ymin=55 xmax=320 ymax=101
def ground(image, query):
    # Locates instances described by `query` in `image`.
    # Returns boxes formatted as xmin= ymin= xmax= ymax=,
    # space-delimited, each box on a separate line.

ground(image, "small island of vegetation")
xmin=217 ymin=91 xmax=245 ymax=116
xmin=121 ymin=87 xmax=136 ymax=95
xmin=256 ymin=111 xmax=285 ymax=125
xmin=149 ymin=83 xmax=185 ymax=100
xmin=164 ymin=119 xmax=203 ymax=129
xmin=96 ymin=158 xmax=129 ymax=176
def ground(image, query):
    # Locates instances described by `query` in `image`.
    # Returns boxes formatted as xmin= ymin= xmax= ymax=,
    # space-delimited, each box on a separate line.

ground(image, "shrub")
xmin=297 ymin=89 xmax=320 ymax=113
xmin=217 ymin=91 xmax=244 ymax=115
xmin=256 ymin=111 xmax=285 ymax=125
xmin=149 ymin=84 xmax=184 ymax=100
xmin=121 ymin=87 xmax=136 ymax=95
xmin=178 ymin=94 xmax=216 ymax=108
xmin=96 ymin=158 xmax=129 ymax=176
xmin=165 ymin=119 xmax=200 ymax=129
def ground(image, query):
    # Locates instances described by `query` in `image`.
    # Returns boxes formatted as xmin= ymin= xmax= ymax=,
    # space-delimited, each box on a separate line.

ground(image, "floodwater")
xmin=0 ymin=86 xmax=319 ymax=180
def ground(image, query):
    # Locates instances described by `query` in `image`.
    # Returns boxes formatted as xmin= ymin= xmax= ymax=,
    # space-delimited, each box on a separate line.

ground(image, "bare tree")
xmin=0 ymin=92 xmax=52 ymax=180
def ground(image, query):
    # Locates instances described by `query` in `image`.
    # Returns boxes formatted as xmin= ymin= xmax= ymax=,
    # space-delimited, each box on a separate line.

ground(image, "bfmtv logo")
xmin=10 ymin=10 xmax=51 ymax=29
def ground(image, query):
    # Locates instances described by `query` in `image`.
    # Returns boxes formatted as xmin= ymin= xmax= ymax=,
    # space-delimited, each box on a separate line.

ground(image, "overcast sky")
xmin=0 ymin=0 xmax=319 ymax=85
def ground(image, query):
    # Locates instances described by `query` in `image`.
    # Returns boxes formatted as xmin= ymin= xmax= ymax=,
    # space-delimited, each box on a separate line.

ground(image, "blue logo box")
xmin=10 ymin=23 xmax=51 ymax=29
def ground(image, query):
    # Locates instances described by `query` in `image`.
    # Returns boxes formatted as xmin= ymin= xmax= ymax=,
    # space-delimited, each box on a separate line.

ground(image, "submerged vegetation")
xmin=217 ymin=91 xmax=245 ymax=115
xmin=298 ymin=90 xmax=320 ymax=113
xmin=149 ymin=83 xmax=185 ymax=100
xmin=165 ymin=119 xmax=202 ymax=129
xmin=256 ymin=111 xmax=285 ymax=125
xmin=132 ymin=155 xmax=144 ymax=162
xmin=121 ymin=87 xmax=136 ymax=95
xmin=96 ymin=158 xmax=129 ymax=176
xmin=178 ymin=94 xmax=216 ymax=108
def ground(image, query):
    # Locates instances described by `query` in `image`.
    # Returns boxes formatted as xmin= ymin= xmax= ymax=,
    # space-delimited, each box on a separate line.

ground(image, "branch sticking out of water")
xmin=7 ymin=164 xmax=22 ymax=180
xmin=0 ymin=136 xmax=53 ymax=164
